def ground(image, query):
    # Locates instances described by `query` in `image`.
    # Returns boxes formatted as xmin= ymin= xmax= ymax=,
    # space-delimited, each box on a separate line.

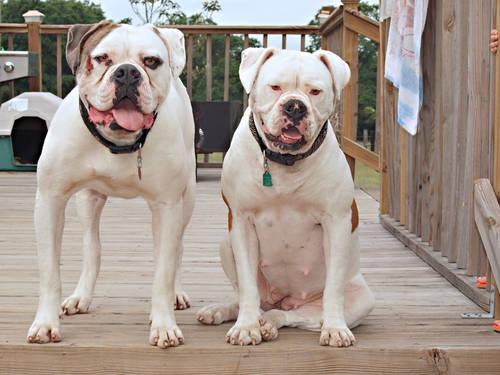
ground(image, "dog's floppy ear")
xmin=239 ymin=47 xmax=276 ymax=94
xmin=156 ymin=28 xmax=186 ymax=78
xmin=313 ymin=49 xmax=351 ymax=98
xmin=66 ymin=20 xmax=118 ymax=74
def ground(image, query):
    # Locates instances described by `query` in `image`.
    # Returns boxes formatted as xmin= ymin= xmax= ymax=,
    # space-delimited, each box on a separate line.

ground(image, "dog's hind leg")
xmin=62 ymin=189 xmax=107 ymax=315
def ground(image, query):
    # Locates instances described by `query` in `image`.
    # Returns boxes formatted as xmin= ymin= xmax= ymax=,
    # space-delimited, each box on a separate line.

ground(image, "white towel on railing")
xmin=383 ymin=0 xmax=429 ymax=135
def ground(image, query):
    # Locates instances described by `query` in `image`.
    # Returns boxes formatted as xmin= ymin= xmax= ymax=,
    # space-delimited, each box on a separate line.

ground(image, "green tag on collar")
xmin=263 ymin=170 xmax=273 ymax=187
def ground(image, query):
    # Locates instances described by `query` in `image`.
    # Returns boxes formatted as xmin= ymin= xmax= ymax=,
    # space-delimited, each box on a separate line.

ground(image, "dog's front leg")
xmin=148 ymin=200 xmax=184 ymax=349
xmin=27 ymin=189 xmax=69 ymax=343
xmin=321 ymin=213 xmax=356 ymax=347
xmin=225 ymin=213 xmax=262 ymax=346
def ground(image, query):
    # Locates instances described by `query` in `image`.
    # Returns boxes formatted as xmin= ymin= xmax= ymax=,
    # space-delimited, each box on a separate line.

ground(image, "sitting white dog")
xmin=197 ymin=48 xmax=375 ymax=347
xmin=27 ymin=21 xmax=195 ymax=349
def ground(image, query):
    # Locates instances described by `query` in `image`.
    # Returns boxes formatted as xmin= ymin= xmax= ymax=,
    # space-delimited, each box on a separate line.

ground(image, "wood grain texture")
xmin=384 ymin=1 xmax=494 ymax=282
xmin=474 ymin=179 xmax=500 ymax=292
xmin=1 ymin=170 xmax=500 ymax=374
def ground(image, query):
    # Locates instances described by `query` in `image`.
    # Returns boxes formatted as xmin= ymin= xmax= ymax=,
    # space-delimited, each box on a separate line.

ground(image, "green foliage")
xmin=0 ymin=0 xmax=105 ymax=102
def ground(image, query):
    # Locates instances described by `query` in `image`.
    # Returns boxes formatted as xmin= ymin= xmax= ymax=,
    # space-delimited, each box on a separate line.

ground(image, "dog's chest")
xmin=254 ymin=202 xmax=326 ymax=301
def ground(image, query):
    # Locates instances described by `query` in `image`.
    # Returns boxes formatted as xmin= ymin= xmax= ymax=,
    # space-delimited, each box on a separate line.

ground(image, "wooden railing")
xmin=0 ymin=22 xmax=320 ymax=105
xmin=319 ymin=0 xmax=381 ymax=178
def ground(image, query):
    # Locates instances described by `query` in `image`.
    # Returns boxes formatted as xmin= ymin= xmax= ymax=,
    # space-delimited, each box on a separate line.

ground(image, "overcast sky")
xmin=94 ymin=0 xmax=377 ymax=49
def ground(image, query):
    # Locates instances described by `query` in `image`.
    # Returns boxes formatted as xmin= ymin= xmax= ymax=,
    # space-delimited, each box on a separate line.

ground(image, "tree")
xmin=129 ymin=0 xmax=180 ymax=24
xmin=129 ymin=0 xmax=258 ymax=102
xmin=0 ymin=0 xmax=105 ymax=102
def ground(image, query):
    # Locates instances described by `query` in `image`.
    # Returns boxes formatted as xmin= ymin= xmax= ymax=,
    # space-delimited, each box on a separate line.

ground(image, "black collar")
xmin=79 ymin=98 xmax=156 ymax=154
xmin=248 ymin=113 xmax=328 ymax=166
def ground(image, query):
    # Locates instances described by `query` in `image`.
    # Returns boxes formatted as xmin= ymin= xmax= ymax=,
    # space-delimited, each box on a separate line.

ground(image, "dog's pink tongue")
xmin=111 ymin=100 xmax=145 ymax=131
xmin=280 ymin=127 xmax=302 ymax=144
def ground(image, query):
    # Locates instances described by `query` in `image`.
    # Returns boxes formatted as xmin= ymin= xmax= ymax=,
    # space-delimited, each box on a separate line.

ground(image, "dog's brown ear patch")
xmin=66 ymin=20 xmax=118 ymax=74
xmin=221 ymin=192 xmax=233 ymax=232
xmin=351 ymin=199 xmax=359 ymax=232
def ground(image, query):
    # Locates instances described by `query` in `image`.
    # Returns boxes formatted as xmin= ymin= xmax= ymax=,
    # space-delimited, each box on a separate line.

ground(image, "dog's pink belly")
xmin=254 ymin=208 xmax=326 ymax=310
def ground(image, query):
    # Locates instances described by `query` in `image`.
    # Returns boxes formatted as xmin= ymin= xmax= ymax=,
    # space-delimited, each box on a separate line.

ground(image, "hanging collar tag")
xmin=137 ymin=144 xmax=143 ymax=180
xmin=262 ymin=151 xmax=273 ymax=187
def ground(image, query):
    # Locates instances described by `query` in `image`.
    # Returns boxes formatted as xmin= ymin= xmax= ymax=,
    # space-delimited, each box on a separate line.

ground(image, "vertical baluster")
xmin=263 ymin=33 xmax=268 ymax=48
xmin=300 ymin=34 xmax=306 ymax=51
xmin=56 ymin=33 xmax=62 ymax=97
xmin=282 ymin=34 xmax=287 ymax=49
xmin=243 ymin=33 xmax=249 ymax=109
xmin=8 ymin=33 xmax=14 ymax=97
xmin=187 ymin=34 xmax=193 ymax=99
xmin=224 ymin=34 xmax=230 ymax=101
xmin=206 ymin=34 xmax=212 ymax=101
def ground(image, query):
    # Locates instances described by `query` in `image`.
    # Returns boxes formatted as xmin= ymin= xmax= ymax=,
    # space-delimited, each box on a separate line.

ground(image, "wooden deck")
xmin=1 ymin=169 xmax=500 ymax=374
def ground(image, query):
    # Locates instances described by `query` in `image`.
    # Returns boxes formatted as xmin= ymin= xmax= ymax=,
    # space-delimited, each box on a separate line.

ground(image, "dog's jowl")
xmin=197 ymin=48 xmax=375 ymax=347
xmin=27 ymin=21 xmax=195 ymax=348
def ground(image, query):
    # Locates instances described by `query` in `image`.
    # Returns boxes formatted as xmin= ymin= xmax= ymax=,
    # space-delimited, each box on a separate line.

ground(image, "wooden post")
xmin=205 ymin=34 xmax=212 ymax=101
xmin=379 ymin=19 xmax=389 ymax=215
xmin=23 ymin=10 xmax=44 ymax=92
xmin=224 ymin=34 xmax=230 ymax=101
xmin=187 ymin=34 xmax=193 ymax=99
xmin=342 ymin=0 xmax=359 ymax=177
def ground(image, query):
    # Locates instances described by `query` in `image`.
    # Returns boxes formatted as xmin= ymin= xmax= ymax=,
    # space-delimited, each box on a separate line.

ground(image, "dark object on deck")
xmin=11 ymin=116 xmax=47 ymax=165
xmin=192 ymin=101 xmax=242 ymax=155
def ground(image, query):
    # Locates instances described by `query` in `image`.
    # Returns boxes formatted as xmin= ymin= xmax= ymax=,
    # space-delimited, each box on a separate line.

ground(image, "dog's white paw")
xmin=61 ymin=294 xmax=92 ymax=315
xmin=319 ymin=325 xmax=355 ymax=347
xmin=225 ymin=320 xmax=262 ymax=346
xmin=27 ymin=317 xmax=62 ymax=344
xmin=174 ymin=291 xmax=191 ymax=310
xmin=149 ymin=323 xmax=184 ymax=349
xmin=196 ymin=304 xmax=233 ymax=325
xmin=259 ymin=317 xmax=279 ymax=342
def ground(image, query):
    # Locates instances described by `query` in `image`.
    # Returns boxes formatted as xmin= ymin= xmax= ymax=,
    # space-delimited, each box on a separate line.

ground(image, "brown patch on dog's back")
xmin=221 ymin=192 xmax=233 ymax=231
xmin=351 ymin=199 xmax=359 ymax=232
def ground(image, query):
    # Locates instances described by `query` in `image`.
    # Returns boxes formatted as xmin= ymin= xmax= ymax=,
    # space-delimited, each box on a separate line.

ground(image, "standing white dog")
xmin=27 ymin=21 xmax=195 ymax=349
xmin=197 ymin=48 xmax=375 ymax=347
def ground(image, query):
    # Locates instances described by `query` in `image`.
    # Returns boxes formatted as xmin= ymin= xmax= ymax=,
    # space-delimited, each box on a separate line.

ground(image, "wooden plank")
xmin=300 ymin=34 xmax=305 ymax=51
xmin=440 ymin=0 xmax=468 ymax=262
xmin=281 ymin=34 xmax=287 ymax=49
xmin=474 ymin=179 xmax=500 ymax=291
xmin=465 ymin=1 xmax=492 ymax=275
xmin=243 ymin=34 xmax=249 ymax=110
xmin=318 ymin=6 xmax=344 ymax=36
xmin=1 ymin=171 xmax=500 ymax=374
xmin=161 ymin=25 xmax=321 ymax=35
xmin=342 ymin=137 xmax=380 ymax=172
xmin=399 ymin=129 xmax=406 ymax=225
xmin=343 ymin=9 xmax=380 ymax=43
xmin=381 ymin=215 xmax=490 ymax=311
xmin=223 ymin=34 xmax=230 ymax=101
xmin=379 ymin=20 xmax=389 ymax=215
xmin=187 ymin=34 xmax=193 ymax=99
xmin=56 ymin=34 xmax=62 ymax=98
xmin=205 ymin=34 xmax=212 ymax=101
xmin=417 ymin=1 xmax=436 ymax=243
xmin=263 ymin=34 xmax=268 ymax=48
xmin=7 ymin=33 xmax=14 ymax=98
xmin=341 ymin=7 xmax=359 ymax=177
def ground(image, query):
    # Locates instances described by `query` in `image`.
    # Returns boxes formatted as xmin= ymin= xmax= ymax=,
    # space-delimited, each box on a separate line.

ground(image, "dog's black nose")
xmin=113 ymin=64 xmax=142 ymax=86
xmin=283 ymin=100 xmax=307 ymax=123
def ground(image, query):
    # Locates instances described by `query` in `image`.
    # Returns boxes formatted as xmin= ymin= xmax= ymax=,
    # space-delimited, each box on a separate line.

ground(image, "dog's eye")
xmin=310 ymin=89 xmax=322 ymax=96
xmin=143 ymin=56 xmax=162 ymax=70
xmin=93 ymin=54 xmax=112 ymax=66
xmin=270 ymin=85 xmax=281 ymax=92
